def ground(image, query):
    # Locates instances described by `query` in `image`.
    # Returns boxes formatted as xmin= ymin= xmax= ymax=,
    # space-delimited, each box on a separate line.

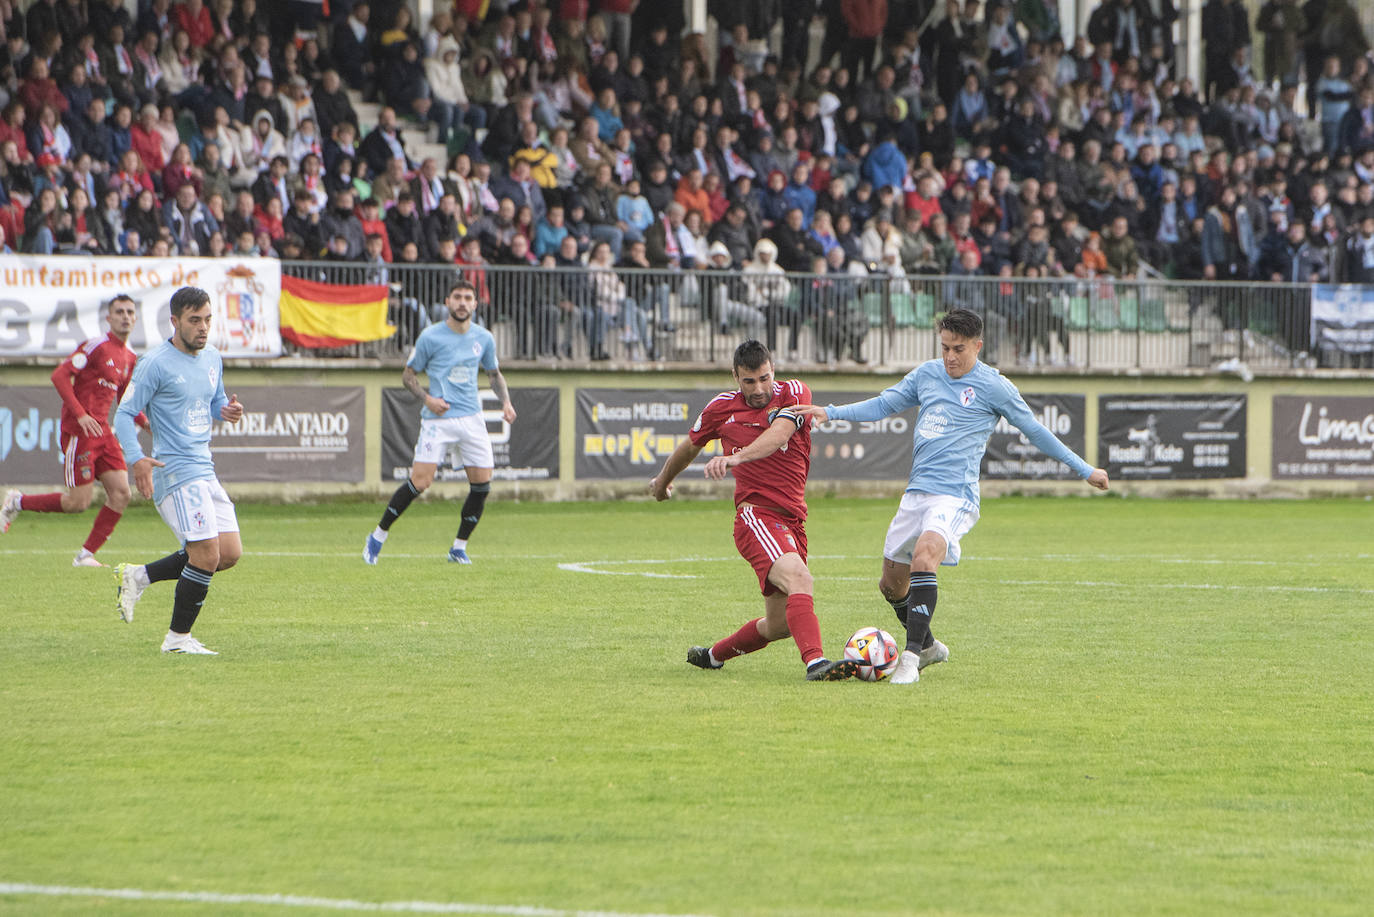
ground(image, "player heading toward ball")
xmin=797 ymin=309 xmax=1109 ymax=684
xmin=1 ymin=295 xmax=148 ymax=566
xmin=113 ymin=286 xmax=247 ymax=655
xmin=364 ymin=279 xmax=516 ymax=565
xmin=650 ymin=340 xmax=858 ymax=681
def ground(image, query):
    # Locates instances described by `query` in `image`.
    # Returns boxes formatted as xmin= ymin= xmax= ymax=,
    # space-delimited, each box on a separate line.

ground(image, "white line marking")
xmin=998 ymin=579 xmax=1374 ymax=595
xmin=0 ymin=882 xmax=714 ymax=917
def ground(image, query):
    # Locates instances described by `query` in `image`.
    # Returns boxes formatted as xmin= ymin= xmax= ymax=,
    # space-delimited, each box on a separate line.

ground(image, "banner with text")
xmin=209 ymin=385 xmax=364 ymax=482
xmin=1272 ymin=396 xmax=1374 ymax=480
xmin=807 ymin=389 xmax=913 ymax=480
xmin=0 ymin=386 xmax=66 ymax=482
xmin=381 ymin=387 xmax=559 ymax=482
xmin=575 ymin=388 xmax=717 ymax=479
xmin=1099 ymin=395 xmax=1247 ymax=479
xmin=983 ymin=394 xmax=1087 ymax=479
xmin=1310 ymin=285 xmax=1374 ymax=355
xmin=0 ymin=255 xmax=281 ymax=358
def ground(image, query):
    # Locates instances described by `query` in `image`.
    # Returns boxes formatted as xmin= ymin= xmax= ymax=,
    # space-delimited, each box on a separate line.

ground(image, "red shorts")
xmin=62 ymin=431 xmax=125 ymax=487
xmin=734 ymin=504 xmax=808 ymax=596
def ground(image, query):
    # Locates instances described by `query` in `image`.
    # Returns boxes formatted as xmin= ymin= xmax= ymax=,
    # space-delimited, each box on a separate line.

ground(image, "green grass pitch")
xmin=1 ymin=495 xmax=1372 ymax=916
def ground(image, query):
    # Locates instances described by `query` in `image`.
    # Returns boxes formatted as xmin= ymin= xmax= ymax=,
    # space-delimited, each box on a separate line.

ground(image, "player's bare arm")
xmin=403 ymin=365 xmax=448 ymax=416
xmin=650 ymin=438 xmax=702 ymax=501
xmin=487 ymin=368 xmax=517 ymax=423
xmin=703 ymin=414 xmax=801 ymax=480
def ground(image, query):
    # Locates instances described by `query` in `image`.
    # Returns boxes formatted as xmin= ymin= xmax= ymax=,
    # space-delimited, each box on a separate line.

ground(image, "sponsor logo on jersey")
xmin=961 ymin=387 xmax=976 ymax=407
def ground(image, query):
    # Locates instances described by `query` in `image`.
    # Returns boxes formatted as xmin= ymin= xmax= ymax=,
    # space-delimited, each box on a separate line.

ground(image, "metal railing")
xmin=281 ymin=260 xmax=1370 ymax=373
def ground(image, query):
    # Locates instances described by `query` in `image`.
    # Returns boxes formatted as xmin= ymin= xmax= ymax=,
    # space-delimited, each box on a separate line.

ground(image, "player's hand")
xmin=1086 ymin=468 xmax=1109 ymax=491
xmin=502 ymin=401 xmax=517 ymax=424
xmin=77 ymin=413 xmax=104 ymax=438
xmin=649 ymin=476 xmax=673 ymax=501
xmin=424 ymin=395 xmax=450 ymax=416
xmin=794 ymin=404 xmax=829 ymax=424
xmin=132 ymin=457 xmax=164 ymax=499
xmin=703 ymin=454 xmax=739 ymax=480
xmin=220 ymin=394 xmax=244 ymax=423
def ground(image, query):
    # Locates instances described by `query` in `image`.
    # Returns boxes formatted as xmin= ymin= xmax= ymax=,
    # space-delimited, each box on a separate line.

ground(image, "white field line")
xmin=0 ymin=882 xmax=714 ymax=917
xmin=998 ymin=578 xmax=1374 ymax=595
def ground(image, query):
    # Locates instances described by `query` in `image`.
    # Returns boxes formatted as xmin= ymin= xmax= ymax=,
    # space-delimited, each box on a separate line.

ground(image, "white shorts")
xmin=157 ymin=478 xmax=240 ymax=545
xmin=412 ymin=413 xmax=495 ymax=469
xmin=882 ymin=492 xmax=980 ymax=567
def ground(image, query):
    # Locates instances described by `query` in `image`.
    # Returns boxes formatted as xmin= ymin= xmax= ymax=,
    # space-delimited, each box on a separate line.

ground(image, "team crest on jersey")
xmin=960 ymin=386 xmax=976 ymax=406
xmin=208 ymin=366 xmax=219 ymax=388
xmin=472 ymin=342 xmax=482 ymax=355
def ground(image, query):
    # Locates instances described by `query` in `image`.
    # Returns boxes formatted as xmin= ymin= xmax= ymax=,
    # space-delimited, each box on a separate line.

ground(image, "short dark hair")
xmin=169 ymin=286 xmax=210 ymax=318
xmin=939 ymin=308 xmax=983 ymax=340
xmin=448 ymin=278 xmax=477 ymax=298
xmin=732 ymin=339 xmax=772 ymax=372
xmin=106 ymin=294 xmax=135 ymax=312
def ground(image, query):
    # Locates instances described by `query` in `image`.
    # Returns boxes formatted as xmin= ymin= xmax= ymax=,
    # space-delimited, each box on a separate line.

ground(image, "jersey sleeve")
xmin=210 ymin=351 xmax=229 ymax=420
xmin=991 ymin=376 xmax=1094 ymax=478
xmin=480 ymin=330 xmax=499 ymax=372
xmin=405 ymin=332 xmax=430 ymax=373
xmin=687 ymin=393 xmax=732 ymax=447
xmin=827 ymin=367 xmax=922 ymax=422
xmin=115 ymin=356 xmax=156 ymax=465
xmin=51 ymin=339 xmax=100 ymax=419
xmin=767 ymin=380 xmax=811 ymax=431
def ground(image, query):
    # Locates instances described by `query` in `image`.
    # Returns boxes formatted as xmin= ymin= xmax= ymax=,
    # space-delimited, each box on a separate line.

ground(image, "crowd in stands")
xmin=4 ymin=0 xmax=1374 ymax=360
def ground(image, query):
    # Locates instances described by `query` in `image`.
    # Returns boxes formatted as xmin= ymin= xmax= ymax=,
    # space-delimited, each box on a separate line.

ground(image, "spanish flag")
xmin=279 ymin=275 xmax=396 ymax=348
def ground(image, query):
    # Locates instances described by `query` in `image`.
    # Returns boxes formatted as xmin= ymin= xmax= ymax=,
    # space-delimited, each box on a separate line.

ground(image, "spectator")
xmin=164 ymin=181 xmax=219 ymax=255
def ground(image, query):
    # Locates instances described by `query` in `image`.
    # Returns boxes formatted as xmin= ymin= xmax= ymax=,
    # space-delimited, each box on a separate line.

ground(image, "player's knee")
xmin=758 ymin=618 xmax=790 ymax=641
xmin=409 ymin=473 xmax=433 ymax=492
xmin=216 ymin=551 xmax=240 ymax=571
xmin=63 ymin=491 xmax=93 ymax=512
xmin=879 ymin=579 xmax=904 ymax=602
xmin=105 ymin=488 xmax=131 ymax=512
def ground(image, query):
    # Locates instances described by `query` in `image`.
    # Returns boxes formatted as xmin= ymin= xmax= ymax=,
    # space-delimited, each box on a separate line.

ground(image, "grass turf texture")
xmin=1 ymin=496 xmax=1371 ymax=917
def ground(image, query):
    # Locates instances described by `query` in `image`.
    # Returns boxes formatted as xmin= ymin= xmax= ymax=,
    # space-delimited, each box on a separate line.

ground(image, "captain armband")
xmin=767 ymin=406 xmax=806 ymax=429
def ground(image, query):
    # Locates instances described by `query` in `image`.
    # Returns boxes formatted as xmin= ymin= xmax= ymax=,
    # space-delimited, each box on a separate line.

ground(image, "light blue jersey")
xmin=115 ymin=340 xmax=228 ymax=505
xmin=827 ymin=360 xmax=1093 ymax=506
xmin=407 ymin=321 xmax=498 ymax=420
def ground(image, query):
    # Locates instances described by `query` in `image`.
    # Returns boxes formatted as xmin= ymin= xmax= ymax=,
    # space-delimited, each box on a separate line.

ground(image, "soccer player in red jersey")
xmin=1 ymin=295 xmax=148 ymax=566
xmin=649 ymin=340 xmax=858 ymax=681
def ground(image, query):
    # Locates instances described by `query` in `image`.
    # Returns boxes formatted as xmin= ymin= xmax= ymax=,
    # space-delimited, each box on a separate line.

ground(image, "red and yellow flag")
xmin=279 ymin=275 xmax=396 ymax=348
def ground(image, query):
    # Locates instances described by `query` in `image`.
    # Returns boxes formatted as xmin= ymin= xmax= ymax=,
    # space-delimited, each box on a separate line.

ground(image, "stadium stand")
xmin=3 ymin=0 xmax=1373 ymax=369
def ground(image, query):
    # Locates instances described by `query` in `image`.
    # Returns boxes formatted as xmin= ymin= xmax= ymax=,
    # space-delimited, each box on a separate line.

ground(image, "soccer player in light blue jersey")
xmin=112 ymin=287 xmax=247 ymax=655
xmin=363 ymin=279 xmax=517 ymax=565
xmin=798 ymin=309 xmax=1109 ymax=684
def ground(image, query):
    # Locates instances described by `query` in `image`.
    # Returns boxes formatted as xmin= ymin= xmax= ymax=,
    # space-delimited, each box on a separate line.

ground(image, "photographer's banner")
xmin=1099 ymin=395 xmax=1247 ymax=479
xmin=210 ymin=386 xmax=364 ymax=482
xmin=381 ymin=388 xmax=558 ymax=482
xmin=982 ymin=394 xmax=1087 ymax=479
xmin=1311 ymin=285 xmax=1374 ymax=356
xmin=0 ymin=255 xmax=281 ymax=358
xmin=1272 ymin=396 xmax=1374 ymax=479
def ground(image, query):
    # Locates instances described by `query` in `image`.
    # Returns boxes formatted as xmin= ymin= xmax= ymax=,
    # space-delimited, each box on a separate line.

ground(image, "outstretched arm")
xmin=703 ymin=413 xmax=801 ymax=480
xmin=403 ymin=364 xmax=449 ymax=416
xmin=649 ymin=437 xmax=703 ymax=501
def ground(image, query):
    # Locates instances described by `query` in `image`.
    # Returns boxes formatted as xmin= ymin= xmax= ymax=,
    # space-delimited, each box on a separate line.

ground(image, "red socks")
xmin=712 ymin=617 xmax=771 ymax=661
xmin=784 ymin=594 xmax=824 ymax=665
xmin=83 ymin=506 xmax=122 ymax=553
xmin=20 ymin=493 xmax=63 ymax=513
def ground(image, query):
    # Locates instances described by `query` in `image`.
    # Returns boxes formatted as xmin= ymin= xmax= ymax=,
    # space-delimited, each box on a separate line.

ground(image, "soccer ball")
xmin=843 ymin=627 xmax=900 ymax=682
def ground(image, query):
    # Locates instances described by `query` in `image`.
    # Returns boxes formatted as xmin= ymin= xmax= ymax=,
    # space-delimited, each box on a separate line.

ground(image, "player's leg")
xmin=3 ymin=434 xmax=97 ymax=531
xmin=364 ymin=456 xmax=439 ymax=564
xmin=448 ymin=466 xmax=491 ymax=564
xmin=767 ymin=552 xmax=858 ymax=681
xmin=74 ymin=459 xmax=132 ymax=566
xmin=687 ymin=507 xmax=787 ymax=671
xmin=161 ymin=482 xmax=237 ymax=654
xmin=448 ymin=414 xmax=497 ymax=563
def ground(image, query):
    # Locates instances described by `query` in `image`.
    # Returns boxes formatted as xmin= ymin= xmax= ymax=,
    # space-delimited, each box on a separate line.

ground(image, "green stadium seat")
xmin=1065 ymin=296 xmax=1089 ymax=330
xmin=1140 ymin=299 xmax=1168 ymax=332
xmin=862 ymin=290 xmax=885 ymax=325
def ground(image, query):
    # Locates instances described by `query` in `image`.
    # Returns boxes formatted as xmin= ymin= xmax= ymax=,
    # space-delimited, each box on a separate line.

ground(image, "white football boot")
xmin=888 ymin=650 xmax=922 ymax=685
xmin=0 ymin=489 xmax=21 ymax=533
xmin=114 ymin=563 xmax=147 ymax=624
xmin=161 ymin=632 xmax=218 ymax=655
xmin=918 ymin=639 xmax=949 ymax=671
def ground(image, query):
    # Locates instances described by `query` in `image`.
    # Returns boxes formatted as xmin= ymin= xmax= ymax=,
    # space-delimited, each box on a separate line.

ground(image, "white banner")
xmin=1310 ymin=284 xmax=1374 ymax=355
xmin=0 ymin=255 xmax=281 ymax=358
